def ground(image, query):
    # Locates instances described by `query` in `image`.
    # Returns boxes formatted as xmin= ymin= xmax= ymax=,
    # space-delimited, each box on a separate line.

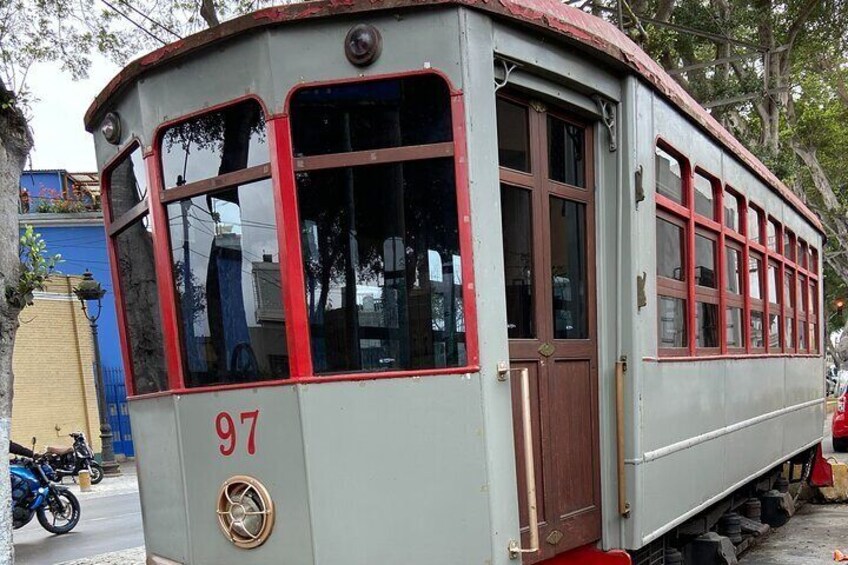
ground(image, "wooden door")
xmin=497 ymin=96 xmax=601 ymax=563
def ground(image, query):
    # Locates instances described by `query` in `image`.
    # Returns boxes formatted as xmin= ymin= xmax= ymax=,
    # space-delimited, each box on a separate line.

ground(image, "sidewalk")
xmin=60 ymin=460 xmax=140 ymax=500
xmin=742 ymin=503 xmax=848 ymax=564
xmin=57 ymin=546 xmax=145 ymax=565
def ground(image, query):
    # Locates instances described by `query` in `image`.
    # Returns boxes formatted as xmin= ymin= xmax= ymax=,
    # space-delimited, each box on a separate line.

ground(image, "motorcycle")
xmin=44 ymin=432 xmax=103 ymax=485
xmin=11 ymin=452 xmax=81 ymax=534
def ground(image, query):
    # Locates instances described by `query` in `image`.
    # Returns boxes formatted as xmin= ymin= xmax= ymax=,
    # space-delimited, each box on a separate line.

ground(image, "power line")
xmin=117 ymin=0 xmax=183 ymax=40
xmin=99 ymin=0 xmax=168 ymax=45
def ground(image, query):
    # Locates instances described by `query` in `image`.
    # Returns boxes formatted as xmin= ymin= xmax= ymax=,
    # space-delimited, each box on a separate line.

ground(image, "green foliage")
xmin=4 ymin=225 xmax=62 ymax=310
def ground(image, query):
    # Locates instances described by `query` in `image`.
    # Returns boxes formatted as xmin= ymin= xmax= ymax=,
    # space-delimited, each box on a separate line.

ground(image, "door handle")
xmin=498 ymin=365 xmax=540 ymax=559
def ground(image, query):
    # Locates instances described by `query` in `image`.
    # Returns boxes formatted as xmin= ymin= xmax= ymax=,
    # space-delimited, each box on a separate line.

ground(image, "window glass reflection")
xmin=769 ymin=313 xmax=781 ymax=349
xmin=656 ymin=147 xmax=684 ymax=204
xmin=114 ymin=215 xmax=168 ymax=394
xmin=167 ymin=179 xmax=288 ymax=387
xmin=550 ymin=197 xmax=587 ymax=339
xmin=695 ymin=235 xmax=716 ymax=288
xmin=724 ymin=191 xmax=740 ymax=232
xmin=161 ymin=100 xmax=268 ymax=189
xmin=548 ymin=116 xmax=585 ymax=187
xmin=658 ymin=297 xmax=687 ymax=348
xmin=749 ymin=254 xmax=763 ymax=300
xmin=657 ymin=218 xmax=685 ymax=281
xmin=748 ymin=207 xmax=761 ymax=244
xmin=297 ymin=159 xmax=465 ymax=373
xmin=108 ymin=146 xmax=148 ymax=220
xmin=725 ymin=247 xmax=742 ymax=294
xmin=695 ymin=302 xmax=719 ymax=348
xmin=694 ymin=174 xmax=715 ymax=219
xmin=726 ymin=307 xmax=744 ymax=348
xmin=501 ymin=185 xmax=534 ymax=339
xmin=497 ymin=99 xmax=531 ymax=172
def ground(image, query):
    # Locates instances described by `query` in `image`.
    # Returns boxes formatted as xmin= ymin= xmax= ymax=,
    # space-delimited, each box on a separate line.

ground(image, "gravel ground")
xmin=56 ymin=546 xmax=145 ymax=565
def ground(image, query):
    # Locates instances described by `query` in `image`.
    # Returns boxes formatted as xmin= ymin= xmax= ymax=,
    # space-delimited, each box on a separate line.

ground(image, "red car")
xmin=833 ymin=391 xmax=848 ymax=452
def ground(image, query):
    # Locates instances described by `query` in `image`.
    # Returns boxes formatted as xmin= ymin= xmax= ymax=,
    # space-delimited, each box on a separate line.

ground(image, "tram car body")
xmin=86 ymin=1 xmax=826 ymax=563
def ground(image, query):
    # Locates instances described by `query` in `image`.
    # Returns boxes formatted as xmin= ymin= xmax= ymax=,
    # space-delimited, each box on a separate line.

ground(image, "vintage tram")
xmin=85 ymin=0 xmax=827 ymax=563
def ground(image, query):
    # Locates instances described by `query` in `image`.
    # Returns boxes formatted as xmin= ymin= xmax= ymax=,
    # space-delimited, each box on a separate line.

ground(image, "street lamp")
xmin=73 ymin=270 xmax=120 ymax=476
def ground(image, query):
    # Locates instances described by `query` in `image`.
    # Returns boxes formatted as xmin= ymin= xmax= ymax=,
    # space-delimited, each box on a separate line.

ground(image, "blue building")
xmin=19 ymin=170 xmax=134 ymax=457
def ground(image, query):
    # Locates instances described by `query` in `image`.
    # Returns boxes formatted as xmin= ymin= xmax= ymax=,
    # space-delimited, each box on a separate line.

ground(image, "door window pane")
xmin=726 ymin=307 xmax=744 ymax=348
xmin=114 ymin=215 xmax=168 ymax=394
xmin=695 ymin=302 xmax=719 ymax=348
xmin=658 ymin=296 xmax=687 ymax=348
xmin=161 ymin=99 xmax=268 ymax=189
xmin=297 ymin=159 xmax=465 ymax=373
xmin=748 ymin=207 xmax=761 ymax=244
xmin=695 ymin=234 xmax=716 ymax=288
xmin=656 ymin=147 xmax=684 ymax=204
xmin=657 ymin=218 xmax=685 ymax=281
xmin=724 ymin=190 xmax=740 ymax=232
xmin=108 ymin=145 xmax=148 ymax=220
xmin=748 ymin=255 xmax=763 ymax=300
xmin=694 ymin=173 xmax=715 ymax=220
xmin=725 ymin=247 xmax=742 ymax=294
xmin=548 ymin=116 xmax=585 ymax=187
xmin=501 ymin=185 xmax=534 ymax=339
xmin=549 ymin=197 xmax=587 ymax=339
xmin=751 ymin=311 xmax=765 ymax=348
xmin=168 ymin=179 xmax=288 ymax=387
xmin=496 ymin=99 xmax=530 ymax=172
xmin=291 ymin=75 xmax=452 ymax=156
xmin=769 ymin=313 xmax=781 ymax=349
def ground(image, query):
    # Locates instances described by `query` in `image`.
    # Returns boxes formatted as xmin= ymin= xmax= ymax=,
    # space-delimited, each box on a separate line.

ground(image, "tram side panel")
xmin=630 ymin=82 xmax=825 ymax=547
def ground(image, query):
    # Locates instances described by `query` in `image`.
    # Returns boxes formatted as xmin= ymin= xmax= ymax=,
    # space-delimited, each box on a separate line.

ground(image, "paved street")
xmin=14 ymin=473 xmax=143 ymax=565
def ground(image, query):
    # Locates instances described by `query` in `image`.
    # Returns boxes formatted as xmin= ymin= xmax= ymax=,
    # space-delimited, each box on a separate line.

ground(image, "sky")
xmin=26 ymin=55 xmax=122 ymax=172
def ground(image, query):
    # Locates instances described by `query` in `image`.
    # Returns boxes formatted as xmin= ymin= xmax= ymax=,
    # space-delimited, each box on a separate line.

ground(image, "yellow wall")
xmin=11 ymin=276 xmax=102 ymax=454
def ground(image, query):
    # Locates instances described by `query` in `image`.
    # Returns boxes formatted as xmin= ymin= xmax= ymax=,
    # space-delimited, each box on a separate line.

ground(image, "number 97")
xmin=215 ymin=410 xmax=259 ymax=456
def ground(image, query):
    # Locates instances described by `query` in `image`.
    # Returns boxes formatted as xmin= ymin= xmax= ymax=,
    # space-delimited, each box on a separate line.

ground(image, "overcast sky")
xmin=27 ymin=55 xmax=122 ymax=172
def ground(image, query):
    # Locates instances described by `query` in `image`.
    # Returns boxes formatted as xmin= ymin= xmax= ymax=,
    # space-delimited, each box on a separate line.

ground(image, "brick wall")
xmin=11 ymin=275 xmax=102 ymax=454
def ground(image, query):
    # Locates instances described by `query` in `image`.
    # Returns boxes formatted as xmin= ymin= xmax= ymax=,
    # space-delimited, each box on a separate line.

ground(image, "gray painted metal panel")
xmin=129 ymin=396 xmax=190 ymax=563
xmin=456 ymin=9 xmax=521 ymax=563
xmin=176 ymin=387 xmax=314 ymax=565
xmin=298 ymin=375 xmax=492 ymax=564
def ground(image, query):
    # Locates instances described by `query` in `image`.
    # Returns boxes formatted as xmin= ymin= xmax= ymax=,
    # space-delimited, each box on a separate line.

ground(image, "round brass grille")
xmin=216 ymin=476 xmax=275 ymax=549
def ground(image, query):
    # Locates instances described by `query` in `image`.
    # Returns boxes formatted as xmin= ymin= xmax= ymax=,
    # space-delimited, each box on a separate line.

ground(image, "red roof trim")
xmin=84 ymin=0 xmax=822 ymax=231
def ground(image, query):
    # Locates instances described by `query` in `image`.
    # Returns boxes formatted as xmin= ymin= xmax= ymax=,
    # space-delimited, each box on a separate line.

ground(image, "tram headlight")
xmin=216 ymin=476 xmax=275 ymax=549
xmin=100 ymin=112 xmax=122 ymax=145
xmin=344 ymin=23 xmax=382 ymax=67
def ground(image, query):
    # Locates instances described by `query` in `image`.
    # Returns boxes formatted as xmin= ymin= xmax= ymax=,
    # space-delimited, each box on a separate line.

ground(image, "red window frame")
xmin=653 ymin=143 xmax=821 ymax=360
xmin=107 ymin=72 xmax=479 ymax=398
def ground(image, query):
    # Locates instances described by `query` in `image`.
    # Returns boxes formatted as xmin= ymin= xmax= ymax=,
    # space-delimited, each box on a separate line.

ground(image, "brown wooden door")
xmin=497 ymin=96 xmax=601 ymax=563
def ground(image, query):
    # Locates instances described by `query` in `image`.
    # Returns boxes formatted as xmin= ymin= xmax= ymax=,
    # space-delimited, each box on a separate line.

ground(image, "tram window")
xmin=750 ymin=312 xmax=765 ymax=348
xmin=549 ymin=196 xmax=587 ymax=339
xmin=695 ymin=234 xmax=717 ymax=288
xmin=767 ymin=220 xmax=779 ymax=253
xmin=811 ymin=248 xmax=819 ymax=272
xmin=799 ymin=240 xmax=808 ymax=269
xmin=657 ymin=217 xmax=685 ymax=281
xmin=114 ymin=215 xmax=169 ymax=394
xmin=695 ymin=302 xmax=719 ymax=348
xmin=297 ymin=158 xmax=465 ymax=373
xmin=655 ymin=147 xmax=684 ymax=205
xmin=768 ymin=313 xmax=781 ymax=349
xmin=725 ymin=246 xmax=743 ymax=294
xmin=496 ymin=99 xmax=531 ymax=172
xmin=501 ymin=185 xmax=535 ymax=339
xmin=784 ymin=269 xmax=796 ymax=350
xmin=748 ymin=205 xmax=762 ymax=244
xmin=694 ymin=173 xmax=716 ymax=220
xmin=167 ymin=179 xmax=288 ymax=387
xmin=290 ymin=75 xmax=451 ymax=157
xmin=726 ymin=307 xmax=744 ymax=348
xmin=160 ymin=99 xmax=268 ymax=189
xmin=724 ymin=189 xmax=741 ymax=232
xmin=548 ymin=116 xmax=585 ymax=187
xmin=658 ymin=297 xmax=687 ymax=349
xmin=784 ymin=230 xmax=795 ymax=262
xmin=748 ymin=254 xmax=763 ymax=300
xmin=107 ymin=145 xmax=148 ymax=220
xmin=768 ymin=262 xmax=780 ymax=304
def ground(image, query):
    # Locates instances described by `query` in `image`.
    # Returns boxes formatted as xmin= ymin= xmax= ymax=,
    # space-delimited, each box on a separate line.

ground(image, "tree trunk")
xmin=0 ymin=79 xmax=32 ymax=564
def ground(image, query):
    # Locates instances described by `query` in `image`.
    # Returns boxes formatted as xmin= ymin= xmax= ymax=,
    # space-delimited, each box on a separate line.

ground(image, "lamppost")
xmin=73 ymin=270 xmax=120 ymax=476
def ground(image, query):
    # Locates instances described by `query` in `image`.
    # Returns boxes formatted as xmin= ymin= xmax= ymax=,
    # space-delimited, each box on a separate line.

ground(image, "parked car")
xmin=832 ymin=374 xmax=848 ymax=452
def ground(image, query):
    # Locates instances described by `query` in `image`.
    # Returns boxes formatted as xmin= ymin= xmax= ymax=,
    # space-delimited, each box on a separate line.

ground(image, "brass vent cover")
xmin=216 ymin=475 xmax=275 ymax=549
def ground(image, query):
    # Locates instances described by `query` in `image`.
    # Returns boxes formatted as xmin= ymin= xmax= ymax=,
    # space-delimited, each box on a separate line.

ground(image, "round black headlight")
xmin=101 ymin=112 xmax=122 ymax=145
xmin=344 ymin=24 xmax=382 ymax=67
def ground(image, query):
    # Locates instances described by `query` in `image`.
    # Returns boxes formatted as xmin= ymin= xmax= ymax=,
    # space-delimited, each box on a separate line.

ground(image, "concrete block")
xmin=818 ymin=462 xmax=848 ymax=502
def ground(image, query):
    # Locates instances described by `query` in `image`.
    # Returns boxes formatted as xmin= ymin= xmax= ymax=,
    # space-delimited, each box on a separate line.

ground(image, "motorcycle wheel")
xmin=37 ymin=488 xmax=80 ymax=534
xmin=89 ymin=463 xmax=104 ymax=485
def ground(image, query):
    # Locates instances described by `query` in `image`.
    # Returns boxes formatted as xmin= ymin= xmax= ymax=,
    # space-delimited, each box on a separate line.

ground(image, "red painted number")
xmin=215 ymin=410 xmax=260 ymax=456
